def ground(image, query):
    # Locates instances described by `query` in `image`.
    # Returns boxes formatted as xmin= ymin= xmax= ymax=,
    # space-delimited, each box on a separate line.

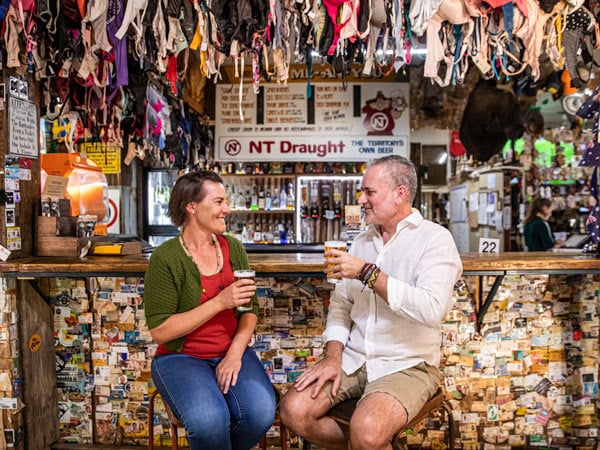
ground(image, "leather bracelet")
xmin=359 ymin=263 xmax=374 ymax=284
xmin=367 ymin=267 xmax=381 ymax=289
xmin=356 ymin=262 xmax=371 ymax=281
xmin=361 ymin=264 xmax=377 ymax=285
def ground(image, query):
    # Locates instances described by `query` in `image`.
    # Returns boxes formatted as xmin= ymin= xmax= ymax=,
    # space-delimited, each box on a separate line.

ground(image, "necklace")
xmin=180 ymin=233 xmax=222 ymax=275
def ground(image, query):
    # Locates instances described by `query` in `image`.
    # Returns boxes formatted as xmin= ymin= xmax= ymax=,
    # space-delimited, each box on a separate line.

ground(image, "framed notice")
xmin=8 ymin=96 xmax=38 ymax=158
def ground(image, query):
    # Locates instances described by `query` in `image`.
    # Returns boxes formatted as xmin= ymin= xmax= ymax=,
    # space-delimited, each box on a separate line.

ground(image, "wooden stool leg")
xmin=280 ymin=421 xmax=287 ymax=450
xmin=442 ymin=402 xmax=454 ymax=450
xmin=259 ymin=420 xmax=287 ymax=449
xmin=170 ymin=421 xmax=178 ymax=450
xmin=148 ymin=391 xmax=156 ymax=450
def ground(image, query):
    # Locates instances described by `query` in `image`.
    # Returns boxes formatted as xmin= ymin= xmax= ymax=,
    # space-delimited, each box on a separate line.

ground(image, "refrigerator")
xmin=143 ymin=168 xmax=179 ymax=247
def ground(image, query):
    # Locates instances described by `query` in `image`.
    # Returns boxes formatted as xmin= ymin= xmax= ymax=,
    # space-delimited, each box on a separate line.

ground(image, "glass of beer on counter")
xmin=234 ymin=269 xmax=255 ymax=311
xmin=324 ymin=240 xmax=347 ymax=284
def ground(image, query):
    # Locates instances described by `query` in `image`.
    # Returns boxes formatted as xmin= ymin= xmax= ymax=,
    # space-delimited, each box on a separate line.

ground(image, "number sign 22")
xmin=479 ymin=238 xmax=500 ymax=254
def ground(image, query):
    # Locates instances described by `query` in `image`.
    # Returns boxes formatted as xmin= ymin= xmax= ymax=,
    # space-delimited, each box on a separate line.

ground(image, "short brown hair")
xmin=167 ymin=171 xmax=224 ymax=227
xmin=369 ymin=155 xmax=418 ymax=203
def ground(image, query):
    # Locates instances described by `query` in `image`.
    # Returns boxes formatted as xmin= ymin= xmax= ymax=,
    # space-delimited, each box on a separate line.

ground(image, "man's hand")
xmin=294 ymin=356 xmax=343 ymax=399
xmin=324 ymin=249 xmax=367 ymax=281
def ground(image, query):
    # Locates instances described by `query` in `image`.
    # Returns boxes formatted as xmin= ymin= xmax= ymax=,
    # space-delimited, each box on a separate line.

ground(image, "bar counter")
xmin=1 ymin=251 xmax=600 ymax=277
xmin=10 ymin=250 xmax=600 ymax=450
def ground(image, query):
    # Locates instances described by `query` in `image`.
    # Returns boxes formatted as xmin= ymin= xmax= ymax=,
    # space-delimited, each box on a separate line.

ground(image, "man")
xmin=280 ymin=155 xmax=462 ymax=450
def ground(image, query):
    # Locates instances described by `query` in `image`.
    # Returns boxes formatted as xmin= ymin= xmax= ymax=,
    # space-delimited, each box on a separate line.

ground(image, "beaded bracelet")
xmin=367 ymin=267 xmax=381 ymax=289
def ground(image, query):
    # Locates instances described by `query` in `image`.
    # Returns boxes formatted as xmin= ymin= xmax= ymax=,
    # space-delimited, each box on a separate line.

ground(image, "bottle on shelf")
xmin=251 ymin=183 xmax=258 ymax=211
xmin=280 ymin=181 xmax=287 ymax=210
xmin=232 ymin=220 xmax=242 ymax=241
xmin=265 ymin=180 xmax=272 ymax=211
xmin=258 ymin=180 xmax=265 ymax=210
xmin=266 ymin=218 xmax=274 ymax=243
xmin=278 ymin=220 xmax=287 ymax=245
xmin=246 ymin=220 xmax=254 ymax=244
xmin=259 ymin=217 xmax=267 ymax=243
xmin=272 ymin=217 xmax=281 ymax=244
xmin=245 ymin=189 xmax=251 ymax=210
xmin=241 ymin=221 xmax=249 ymax=243
xmin=286 ymin=182 xmax=295 ymax=210
xmin=236 ymin=183 xmax=245 ymax=209
xmin=254 ymin=217 xmax=262 ymax=243
xmin=286 ymin=219 xmax=295 ymax=244
xmin=272 ymin=186 xmax=280 ymax=209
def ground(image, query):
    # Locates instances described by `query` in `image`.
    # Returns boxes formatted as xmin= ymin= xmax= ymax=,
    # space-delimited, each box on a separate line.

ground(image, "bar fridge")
xmin=143 ymin=168 xmax=179 ymax=247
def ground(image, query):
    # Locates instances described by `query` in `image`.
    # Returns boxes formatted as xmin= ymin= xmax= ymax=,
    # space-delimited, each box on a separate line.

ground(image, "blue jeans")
xmin=151 ymin=348 xmax=276 ymax=450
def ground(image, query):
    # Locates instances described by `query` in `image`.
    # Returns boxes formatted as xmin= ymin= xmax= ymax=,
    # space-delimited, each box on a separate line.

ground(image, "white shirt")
xmin=323 ymin=209 xmax=463 ymax=382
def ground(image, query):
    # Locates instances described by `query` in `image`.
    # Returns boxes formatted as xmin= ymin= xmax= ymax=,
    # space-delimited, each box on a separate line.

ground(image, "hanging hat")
xmin=449 ymin=130 xmax=466 ymax=156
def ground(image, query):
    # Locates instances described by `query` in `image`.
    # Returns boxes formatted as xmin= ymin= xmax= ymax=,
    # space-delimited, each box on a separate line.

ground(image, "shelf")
xmin=297 ymin=174 xmax=363 ymax=180
xmin=222 ymin=173 xmax=363 ymax=178
xmin=542 ymin=179 xmax=577 ymax=186
xmin=222 ymin=174 xmax=296 ymax=178
xmin=229 ymin=209 xmax=295 ymax=214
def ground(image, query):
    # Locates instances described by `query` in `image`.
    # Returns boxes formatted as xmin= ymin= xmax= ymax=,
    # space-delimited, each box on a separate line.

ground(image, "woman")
xmin=144 ymin=171 xmax=275 ymax=450
xmin=523 ymin=197 xmax=564 ymax=251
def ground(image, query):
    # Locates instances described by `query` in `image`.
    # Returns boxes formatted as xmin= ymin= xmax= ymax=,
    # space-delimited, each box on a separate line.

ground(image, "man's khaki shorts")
xmin=322 ymin=361 xmax=440 ymax=422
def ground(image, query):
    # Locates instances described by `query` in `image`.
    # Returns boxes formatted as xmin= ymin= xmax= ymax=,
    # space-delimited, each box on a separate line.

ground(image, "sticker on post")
xmin=0 ymin=244 xmax=11 ymax=261
xmin=479 ymin=237 xmax=500 ymax=254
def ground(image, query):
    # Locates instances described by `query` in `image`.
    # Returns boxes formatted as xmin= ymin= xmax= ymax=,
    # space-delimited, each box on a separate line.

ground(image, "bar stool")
xmin=323 ymin=388 xmax=454 ymax=450
xmin=148 ymin=390 xmax=183 ymax=450
xmin=148 ymin=388 xmax=288 ymax=450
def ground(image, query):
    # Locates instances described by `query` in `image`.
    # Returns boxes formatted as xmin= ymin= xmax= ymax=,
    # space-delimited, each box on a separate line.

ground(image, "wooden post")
xmin=17 ymin=279 xmax=58 ymax=449
xmin=1 ymin=72 xmax=41 ymax=258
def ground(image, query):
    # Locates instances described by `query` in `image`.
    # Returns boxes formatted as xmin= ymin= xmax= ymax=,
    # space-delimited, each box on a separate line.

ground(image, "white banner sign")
xmin=215 ymin=82 xmax=410 ymax=162
xmin=9 ymin=96 xmax=38 ymax=158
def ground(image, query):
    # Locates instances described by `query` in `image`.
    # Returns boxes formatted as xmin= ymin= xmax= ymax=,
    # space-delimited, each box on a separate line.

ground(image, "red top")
xmin=156 ymin=235 xmax=237 ymax=358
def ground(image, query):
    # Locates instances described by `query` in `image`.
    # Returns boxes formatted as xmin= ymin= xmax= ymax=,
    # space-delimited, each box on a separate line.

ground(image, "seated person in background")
xmin=280 ymin=156 xmax=463 ymax=450
xmin=524 ymin=197 xmax=564 ymax=251
xmin=144 ymin=171 xmax=275 ymax=450
xmin=553 ymin=150 xmax=566 ymax=168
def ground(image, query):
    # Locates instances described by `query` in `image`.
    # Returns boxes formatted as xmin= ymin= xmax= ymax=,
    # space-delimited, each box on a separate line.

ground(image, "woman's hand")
xmin=216 ymin=354 xmax=242 ymax=394
xmin=324 ymin=249 xmax=367 ymax=281
xmin=217 ymin=279 xmax=256 ymax=310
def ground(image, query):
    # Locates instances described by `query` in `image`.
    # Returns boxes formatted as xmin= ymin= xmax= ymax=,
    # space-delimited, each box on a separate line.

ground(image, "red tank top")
xmin=156 ymin=235 xmax=237 ymax=359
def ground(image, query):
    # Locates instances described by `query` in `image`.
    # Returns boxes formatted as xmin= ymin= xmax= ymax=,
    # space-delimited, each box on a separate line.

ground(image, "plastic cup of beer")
xmin=324 ymin=240 xmax=347 ymax=284
xmin=234 ymin=269 xmax=255 ymax=311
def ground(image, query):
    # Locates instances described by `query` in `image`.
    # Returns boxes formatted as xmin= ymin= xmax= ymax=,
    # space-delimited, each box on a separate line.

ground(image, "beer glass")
xmin=324 ymin=240 xmax=347 ymax=284
xmin=234 ymin=269 xmax=255 ymax=311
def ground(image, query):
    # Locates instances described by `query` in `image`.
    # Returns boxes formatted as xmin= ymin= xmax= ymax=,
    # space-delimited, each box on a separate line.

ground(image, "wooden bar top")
xmin=2 ymin=251 xmax=600 ymax=276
